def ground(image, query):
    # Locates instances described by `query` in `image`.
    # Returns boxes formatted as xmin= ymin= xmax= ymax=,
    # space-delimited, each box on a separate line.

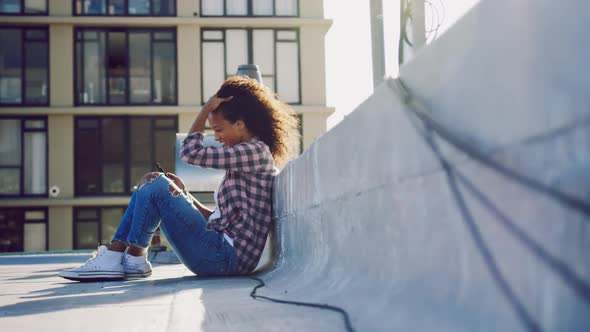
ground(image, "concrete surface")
xmin=268 ymin=0 xmax=590 ymax=331
xmin=0 ymin=253 xmax=346 ymax=332
xmin=3 ymin=1 xmax=590 ymax=331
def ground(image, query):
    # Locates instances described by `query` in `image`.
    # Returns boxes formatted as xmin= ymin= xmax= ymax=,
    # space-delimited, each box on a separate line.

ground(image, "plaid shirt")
xmin=180 ymin=132 xmax=277 ymax=274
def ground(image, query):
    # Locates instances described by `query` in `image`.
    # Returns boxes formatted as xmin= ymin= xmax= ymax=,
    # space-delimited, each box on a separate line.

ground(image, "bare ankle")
xmin=108 ymin=240 xmax=127 ymax=252
xmin=127 ymin=245 xmax=148 ymax=257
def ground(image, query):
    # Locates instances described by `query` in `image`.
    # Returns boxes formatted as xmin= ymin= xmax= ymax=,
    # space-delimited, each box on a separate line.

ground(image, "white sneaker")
xmin=59 ymin=245 xmax=124 ymax=282
xmin=124 ymin=250 xmax=152 ymax=279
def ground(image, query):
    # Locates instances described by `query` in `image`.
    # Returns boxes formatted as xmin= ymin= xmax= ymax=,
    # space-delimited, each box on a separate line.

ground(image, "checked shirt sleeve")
xmin=180 ymin=132 xmax=270 ymax=172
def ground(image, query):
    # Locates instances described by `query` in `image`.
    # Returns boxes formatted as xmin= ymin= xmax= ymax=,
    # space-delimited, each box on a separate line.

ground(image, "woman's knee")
xmin=136 ymin=172 xmax=163 ymax=189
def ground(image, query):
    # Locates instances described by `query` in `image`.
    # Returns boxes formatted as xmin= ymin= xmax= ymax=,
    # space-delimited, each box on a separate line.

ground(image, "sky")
xmin=323 ymin=0 xmax=480 ymax=129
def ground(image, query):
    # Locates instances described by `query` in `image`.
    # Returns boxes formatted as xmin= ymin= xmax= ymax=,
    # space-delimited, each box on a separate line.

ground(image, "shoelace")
xmin=82 ymin=249 xmax=102 ymax=266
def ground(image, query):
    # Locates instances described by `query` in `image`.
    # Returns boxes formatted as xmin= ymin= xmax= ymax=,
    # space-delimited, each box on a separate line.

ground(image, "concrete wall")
xmin=265 ymin=1 xmax=590 ymax=331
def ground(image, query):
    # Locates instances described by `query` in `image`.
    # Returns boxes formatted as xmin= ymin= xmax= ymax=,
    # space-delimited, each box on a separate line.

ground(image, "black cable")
xmin=389 ymin=78 xmax=590 ymax=217
xmin=392 ymin=75 xmax=590 ymax=328
xmin=415 ymin=123 xmax=542 ymax=332
xmin=248 ymin=277 xmax=356 ymax=332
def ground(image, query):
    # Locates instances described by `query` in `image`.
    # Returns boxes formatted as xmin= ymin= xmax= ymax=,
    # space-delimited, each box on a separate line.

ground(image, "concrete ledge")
xmin=264 ymin=1 xmax=590 ymax=331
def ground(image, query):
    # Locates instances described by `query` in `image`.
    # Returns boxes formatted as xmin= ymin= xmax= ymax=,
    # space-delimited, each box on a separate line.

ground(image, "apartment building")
xmin=0 ymin=0 xmax=333 ymax=252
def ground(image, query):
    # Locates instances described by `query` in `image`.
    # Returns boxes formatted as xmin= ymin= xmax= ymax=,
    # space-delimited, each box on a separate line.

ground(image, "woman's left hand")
xmin=165 ymin=172 xmax=187 ymax=192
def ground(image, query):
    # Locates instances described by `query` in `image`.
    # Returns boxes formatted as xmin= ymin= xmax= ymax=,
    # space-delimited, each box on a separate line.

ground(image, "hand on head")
xmin=203 ymin=95 xmax=234 ymax=114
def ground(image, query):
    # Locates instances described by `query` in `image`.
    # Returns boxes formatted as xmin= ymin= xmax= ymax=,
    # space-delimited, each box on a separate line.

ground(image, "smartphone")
xmin=155 ymin=162 xmax=165 ymax=173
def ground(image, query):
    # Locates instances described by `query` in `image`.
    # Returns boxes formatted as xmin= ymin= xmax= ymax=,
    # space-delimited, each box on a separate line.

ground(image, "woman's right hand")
xmin=202 ymin=95 xmax=234 ymax=115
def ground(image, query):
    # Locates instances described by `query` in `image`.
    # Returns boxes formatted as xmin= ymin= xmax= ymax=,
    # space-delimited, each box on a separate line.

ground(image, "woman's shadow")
xmin=0 ymin=254 xmax=257 ymax=318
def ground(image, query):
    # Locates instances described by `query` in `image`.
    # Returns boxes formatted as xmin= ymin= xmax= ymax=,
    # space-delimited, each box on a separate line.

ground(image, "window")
xmin=73 ymin=207 xmax=125 ymax=249
xmin=73 ymin=0 xmax=175 ymax=16
xmin=201 ymin=28 xmax=300 ymax=104
xmin=297 ymin=113 xmax=302 ymax=154
xmin=0 ymin=117 xmax=47 ymax=197
xmin=201 ymin=0 xmax=297 ymax=16
xmin=75 ymin=28 xmax=177 ymax=105
xmin=0 ymin=208 xmax=48 ymax=252
xmin=0 ymin=0 xmax=47 ymax=15
xmin=0 ymin=27 xmax=49 ymax=106
xmin=75 ymin=116 xmax=177 ymax=195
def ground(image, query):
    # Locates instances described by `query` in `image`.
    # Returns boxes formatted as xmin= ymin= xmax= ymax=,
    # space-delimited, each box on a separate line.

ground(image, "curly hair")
xmin=213 ymin=76 xmax=300 ymax=168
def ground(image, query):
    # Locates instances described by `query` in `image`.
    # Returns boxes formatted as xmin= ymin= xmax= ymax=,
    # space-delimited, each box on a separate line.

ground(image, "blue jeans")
xmin=112 ymin=173 xmax=238 ymax=277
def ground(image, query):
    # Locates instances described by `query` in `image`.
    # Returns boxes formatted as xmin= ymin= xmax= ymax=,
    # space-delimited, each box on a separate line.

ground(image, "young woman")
xmin=59 ymin=76 xmax=298 ymax=281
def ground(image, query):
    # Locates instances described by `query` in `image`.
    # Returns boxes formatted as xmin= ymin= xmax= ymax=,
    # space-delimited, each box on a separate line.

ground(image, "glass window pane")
xmin=129 ymin=0 xmax=149 ymax=14
xmin=0 ymin=169 xmax=20 ymax=194
xmin=24 ymin=132 xmax=47 ymax=195
xmin=155 ymin=118 xmax=175 ymax=128
xmin=75 ymin=121 xmax=101 ymax=194
xmin=153 ymin=41 xmax=176 ymax=104
xmin=108 ymin=0 xmax=125 ymax=15
xmin=24 ymin=223 xmax=46 ymax=252
xmin=76 ymin=42 xmax=83 ymax=100
xmin=78 ymin=118 xmax=98 ymax=129
xmin=25 ymin=41 xmax=49 ymax=104
xmin=264 ymin=76 xmax=275 ymax=93
xmin=276 ymin=42 xmax=299 ymax=103
xmin=0 ymin=0 xmax=20 ymax=13
xmin=101 ymin=207 xmax=124 ymax=245
xmin=275 ymin=0 xmax=297 ymax=16
xmin=25 ymin=210 xmax=45 ymax=220
xmin=81 ymin=32 xmax=107 ymax=104
xmin=25 ymin=29 xmax=47 ymax=40
xmin=76 ymin=208 xmax=98 ymax=220
xmin=102 ymin=118 xmax=125 ymax=193
xmin=154 ymin=129 xmax=176 ymax=174
xmin=76 ymin=222 xmax=99 ymax=249
xmin=201 ymin=0 xmax=223 ymax=15
xmin=227 ymin=0 xmax=247 ymax=15
xmin=277 ymin=30 xmax=297 ymax=40
xmin=129 ymin=33 xmax=152 ymax=103
xmin=202 ymin=42 xmax=225 ymax=102
xmin=152 ymin=0 xmax=174 ymax=16
xmin=0 ymin=29 xmax=22 ymax=104
xmin=108 ymin=32 xmax=127 ymax=104
xmin=103 ymin=163 xmax=125 ymax=192
xmin=253 ymin=0 xmax=273 ymax=15
xmin=0 ymin=119 xmax=21 ymax=166
xmin=253 ymin=30 xmax=274 ymax=75
xmin=24 ymin=119 xmax=45 ymax=129
xmin=226 ymin=29 xmax=248 ymax=76
xmin=87 ymin=0 xmax=107 ymax=14
xmin=154 ymin=32 xmax=173 ymax=41
xmin=203 ymin=30 xmax=223 ymax=40
xmin=83 ymin=31 xmax=99 ymax=39
xmin=0 ymin=209 xmax=22 ymax=252
xmin=130 ymin=118 xmax=152 ymax=184
xmin=24 ymin=0 xmax=46 ymax=14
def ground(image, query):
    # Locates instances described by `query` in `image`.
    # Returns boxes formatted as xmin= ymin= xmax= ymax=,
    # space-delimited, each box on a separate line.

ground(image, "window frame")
xmin=200 ymin=27 xmax=301 ymax=105
xmin=74 ymin=115 xmax=178 ymax=197
xmin=72 ymin=206 xmax=126 ymax=249
xmin=0 ymin=116 xmax=48 ymax=198
xmin=0 ymin=0 xmax=48 ymax=15
xmin=0 ymin=207 xmax=48 ymax=252
xmin=200 ymin=0 xmax=299 ymax=17
xmin=0 ymin=25 xmax=50 ymax=107
xmin=74 ymin=27 xmax=178 ymax=106
xmin=72 ymin=0 xmax=177 ymax=16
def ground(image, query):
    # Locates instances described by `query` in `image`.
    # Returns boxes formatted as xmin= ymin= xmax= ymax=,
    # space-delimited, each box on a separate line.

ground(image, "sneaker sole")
xmin=125 ymin=270 xmax=152 ymax=279
xmin=59 ymin=271 xmax=125 ymax=282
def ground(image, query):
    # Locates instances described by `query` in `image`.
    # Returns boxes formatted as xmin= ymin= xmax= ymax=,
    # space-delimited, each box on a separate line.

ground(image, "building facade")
xmin=0 ymin=0 xmax=333 ymax=252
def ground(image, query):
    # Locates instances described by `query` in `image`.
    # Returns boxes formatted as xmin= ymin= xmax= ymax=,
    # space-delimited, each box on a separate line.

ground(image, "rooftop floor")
xmin=0 ymin=253 xmax=345 ymax=332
